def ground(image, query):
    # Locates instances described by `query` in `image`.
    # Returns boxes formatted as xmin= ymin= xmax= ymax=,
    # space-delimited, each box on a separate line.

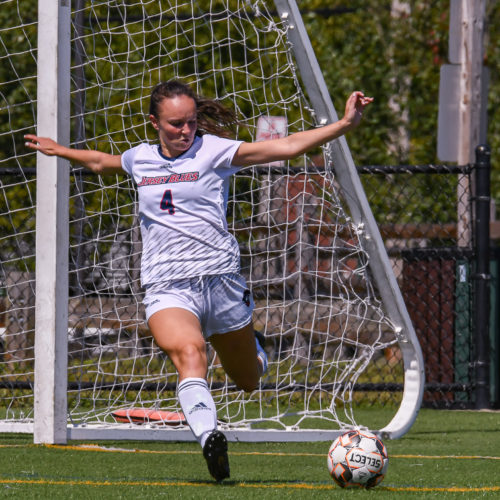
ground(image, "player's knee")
xmin=170 ymin=342 xmax=207 ymax=371
xmin=181 ymin=343 xmax=206 ymax=362
xmin=235 ymin=373 xmax=260 ymax=393
xmin=238 ymin=382 xmax=258 ymax=393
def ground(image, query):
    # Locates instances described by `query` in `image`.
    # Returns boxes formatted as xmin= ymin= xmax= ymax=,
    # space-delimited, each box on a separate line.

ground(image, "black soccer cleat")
xmin=203 ymin=430 xmax=230 ymax=482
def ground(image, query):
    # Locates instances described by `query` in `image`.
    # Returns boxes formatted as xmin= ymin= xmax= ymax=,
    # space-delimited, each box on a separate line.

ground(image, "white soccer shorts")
xmin=143 ymin=273 xmax=254 ymax=338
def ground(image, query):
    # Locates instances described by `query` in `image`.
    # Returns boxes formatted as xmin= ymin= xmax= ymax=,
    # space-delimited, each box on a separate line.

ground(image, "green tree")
xmin=300 ymin=0 xmax=500 ymax=212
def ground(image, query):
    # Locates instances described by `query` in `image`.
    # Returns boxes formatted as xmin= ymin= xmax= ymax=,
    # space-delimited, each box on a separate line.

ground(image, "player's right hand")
xmin=24 ymin=134 xmax=61 ymax=156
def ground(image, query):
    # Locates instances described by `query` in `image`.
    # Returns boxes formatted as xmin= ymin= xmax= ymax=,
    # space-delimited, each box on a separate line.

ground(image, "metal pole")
xmin=455 ymin=0 xmax=487 ymax=247
xmin=473 ymin=144 xmax=491 ymax=409
xmin=34 ymin=0 xmax=71 ymax=444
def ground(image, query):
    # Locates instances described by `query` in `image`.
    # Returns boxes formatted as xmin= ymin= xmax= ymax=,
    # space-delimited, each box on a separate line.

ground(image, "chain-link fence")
xmin=2 ymin=152 xmax=497 ymax=419
xmin=360 ymin=150 xmax=498 ymax=409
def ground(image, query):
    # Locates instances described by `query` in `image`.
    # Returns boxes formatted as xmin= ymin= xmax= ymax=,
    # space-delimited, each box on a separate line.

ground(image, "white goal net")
xmin=0 ymin=0 xmax=423 ymax=441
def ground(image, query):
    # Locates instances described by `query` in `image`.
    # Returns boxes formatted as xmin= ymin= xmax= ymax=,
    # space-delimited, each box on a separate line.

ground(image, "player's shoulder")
xmin=197 ymin=134 xmax=243 ymax=163
xmin=121 ymin=142 xmax=160 ymax=175
xmin=126 ymin=142 xmax=158 ymax=158
xmin=199 ymin=133 xmax=238 ymax=147
xmin=123 ymin=142 xmax=160 ymax=164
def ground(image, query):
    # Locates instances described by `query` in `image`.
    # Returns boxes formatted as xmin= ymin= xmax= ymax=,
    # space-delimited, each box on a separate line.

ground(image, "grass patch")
xmin=0 ymin=409 xmax=499 ymax=498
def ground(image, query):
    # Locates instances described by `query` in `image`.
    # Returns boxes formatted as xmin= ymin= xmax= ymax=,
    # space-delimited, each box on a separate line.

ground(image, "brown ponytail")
xmin=149 ymin=80 xmax=239 ymax=138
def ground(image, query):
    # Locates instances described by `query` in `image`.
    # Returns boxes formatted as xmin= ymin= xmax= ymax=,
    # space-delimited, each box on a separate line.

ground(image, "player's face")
xmin=149 ymin=94 xmax=198 ymax=157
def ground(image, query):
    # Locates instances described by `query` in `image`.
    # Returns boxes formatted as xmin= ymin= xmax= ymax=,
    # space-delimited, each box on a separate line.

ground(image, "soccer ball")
xmin=327 ymin=430 xmax=389 ymax=489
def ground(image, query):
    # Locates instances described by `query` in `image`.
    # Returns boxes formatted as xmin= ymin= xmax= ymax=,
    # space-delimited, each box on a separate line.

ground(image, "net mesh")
xmin=0 ymin=0 xmax=404 ymax=435
xmin=0 ymin=0 xmax=37 ymax=425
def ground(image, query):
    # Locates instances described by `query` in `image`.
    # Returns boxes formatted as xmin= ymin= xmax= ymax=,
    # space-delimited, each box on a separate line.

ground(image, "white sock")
xmin=178 ymin=377 xmax=217 ymax=447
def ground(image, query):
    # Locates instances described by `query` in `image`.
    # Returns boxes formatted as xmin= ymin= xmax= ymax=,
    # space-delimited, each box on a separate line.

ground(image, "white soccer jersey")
xmin=121 ymin=134 xmax=243 ymax=286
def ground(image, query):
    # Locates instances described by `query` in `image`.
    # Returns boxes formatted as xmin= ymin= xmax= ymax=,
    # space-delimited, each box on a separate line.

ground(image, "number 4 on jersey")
xmin=160 ymin=189 xmax=175 ymax=214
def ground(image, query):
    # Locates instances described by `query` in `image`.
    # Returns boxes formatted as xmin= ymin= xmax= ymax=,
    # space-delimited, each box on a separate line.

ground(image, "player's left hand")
xmin=343 ymin=91 xmax=373 ymax=129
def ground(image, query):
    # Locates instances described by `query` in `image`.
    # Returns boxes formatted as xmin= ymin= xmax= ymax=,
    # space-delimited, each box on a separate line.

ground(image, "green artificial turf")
xmin=0 ymin=409 xmax=498 ymax=499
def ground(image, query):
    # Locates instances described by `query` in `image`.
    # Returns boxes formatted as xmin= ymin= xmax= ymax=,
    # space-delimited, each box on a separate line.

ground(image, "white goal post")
xmin=34 ymin=0 xmax=71 ymax=445
xmin=0 ymin=0 xmax=424 ymax=443
xmin=273 ymin=0 xmax=424 ymax=439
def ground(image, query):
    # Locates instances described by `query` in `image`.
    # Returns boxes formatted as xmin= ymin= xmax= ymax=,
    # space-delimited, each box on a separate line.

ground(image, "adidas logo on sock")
xmin=189 ymin=401 xmax=210 ymax=414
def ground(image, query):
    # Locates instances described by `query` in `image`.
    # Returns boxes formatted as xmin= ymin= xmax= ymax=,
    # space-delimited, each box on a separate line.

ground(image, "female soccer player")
xmin=25 ymin=80 xmax=372 ymax=482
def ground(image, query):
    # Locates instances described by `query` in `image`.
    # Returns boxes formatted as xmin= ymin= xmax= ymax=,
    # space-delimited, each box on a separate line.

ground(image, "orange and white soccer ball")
xmin=327 ymin=430 xmax=389 ymax=489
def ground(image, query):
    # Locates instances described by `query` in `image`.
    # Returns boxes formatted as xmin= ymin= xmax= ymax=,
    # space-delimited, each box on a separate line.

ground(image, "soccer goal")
xmin=0 ymin=0 xmax=424 ymax=443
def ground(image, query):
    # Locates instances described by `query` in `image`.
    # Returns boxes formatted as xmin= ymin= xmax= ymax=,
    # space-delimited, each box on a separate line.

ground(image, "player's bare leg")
xmin=148 ymin=308 xmax=229 ymax=482
xmin=148 ymin=307 xmax=207 ymax=378
xmin=209 ymin=322 xmax=267 ymax=393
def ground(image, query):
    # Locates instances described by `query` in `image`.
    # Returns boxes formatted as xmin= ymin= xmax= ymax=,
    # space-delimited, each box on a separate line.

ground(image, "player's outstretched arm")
xmin=24 ymin=134 xmax=123 ymax=174
xmin=232 ymin=91 xmax=373 ymax=167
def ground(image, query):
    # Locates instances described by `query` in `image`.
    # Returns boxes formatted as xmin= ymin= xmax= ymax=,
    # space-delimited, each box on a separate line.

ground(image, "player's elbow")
xmin=282 ymin=148 xmax=304 ymax=161
xmin=279 ymin=137 xmax=309 ymax=160
xmin=80 ymin=160 xmax=110 ymax=175
xmin=85 ymin=153 xmax=122 ymax=174
xmin=86 ymin=163 xmax=103 ymax=174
